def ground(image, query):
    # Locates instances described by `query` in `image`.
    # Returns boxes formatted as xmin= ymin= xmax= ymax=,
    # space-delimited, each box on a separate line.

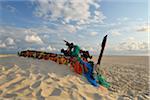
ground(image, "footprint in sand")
xmin=71 ymin=84 xmax=78 ymax=90
xmin=3 ymin=93 xmax=17 ymax=98
xmin=50 ymin=88 xmax=62 ymax=96
xmin=36 ymin=89 xmax=45 ymax=100
xmin=6 ymin=72 xmax=16 ymax=81
xmin=31 ymin=81 xmax=41 ymax=89
xmin=93 ymin=93 xmax=103 ymax=100
xmin=15 ymin=85 xmax=31 ymax=93
xmin=6 ymin=78 xmax=25 ymax=89
xmin=0 ymin=90 xmax=3 ymax=95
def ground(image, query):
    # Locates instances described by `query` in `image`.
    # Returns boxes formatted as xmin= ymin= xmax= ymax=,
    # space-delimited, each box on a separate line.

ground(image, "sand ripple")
xmin=0 ymin=55 xmax=149 ymax=100
xmin=0 ymin=65 xmax=111 ymax=100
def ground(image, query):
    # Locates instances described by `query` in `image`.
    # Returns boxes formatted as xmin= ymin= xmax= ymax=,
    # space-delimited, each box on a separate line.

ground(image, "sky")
xmin=0 ymin=0 xmax=149 ymax=56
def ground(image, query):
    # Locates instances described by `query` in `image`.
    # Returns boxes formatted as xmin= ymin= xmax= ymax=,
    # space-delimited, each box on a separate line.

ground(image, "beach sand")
xmin=93 ymin=56 xmax=149 ymax=100
xmin=0 ymin=55 xmax=149 ymax=100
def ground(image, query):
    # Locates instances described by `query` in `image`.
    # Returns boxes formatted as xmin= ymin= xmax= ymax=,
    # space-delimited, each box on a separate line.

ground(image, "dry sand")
xmin=0 ymin=55 xmax=149 ymax=100
xmin=94 ymin=56 xmax=149 ymax=100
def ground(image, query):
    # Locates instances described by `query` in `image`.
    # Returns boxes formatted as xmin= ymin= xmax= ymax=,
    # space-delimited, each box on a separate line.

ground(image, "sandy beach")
xmin=0 ymin=55 xmax=149 ymax=100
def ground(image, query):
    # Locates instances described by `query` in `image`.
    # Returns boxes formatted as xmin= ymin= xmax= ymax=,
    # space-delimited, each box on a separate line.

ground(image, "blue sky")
xmin=0 ymin=0 xmax=149 ymax=55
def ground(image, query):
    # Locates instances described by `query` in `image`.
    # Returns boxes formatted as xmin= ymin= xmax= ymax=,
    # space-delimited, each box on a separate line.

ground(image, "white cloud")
xmin=25 ymin=34 xmax=43 ymax=44
xmin=113 ymin=37 xmax=148 ymax=51
xmin=5 ymin=37 xmax=15 ymax=45
xmin=6 ymin=5 xmax=16 ymax=13
xmin=90 ymin=32 xmax=98 ymax=36
xmin=25 ymin=47 xmax=36 ymax=50
xmin=39 ymin=47 xmax=46 ymax=51
xmin=47 ymin=45 xmax=56 ymax=51
xmin=94 ymin=11 xmax=101 ymax=16
xmin=0 ymin=43 xmax=6 ymax=48
xmin=33 ymin=0 xmax=105 ymax=25
xmin=76 ymin=25 xmax=82 ymax=30
xmin=108 ymin=29 xmax=121 ymax=36
xmin=0 ymin=38 xmax=16 ymax=49
xmin=64 ymin=25 xmax=77 ymax=33
xmin=117 ymin=17 xmax=129 ymax=21
xmin=136 ymin=25 xmax=150 ymax=32
xmin=39 ymin=45 xmax=57 ymax=52
xmin=81 ymin=46 xmax=97 ymax=54
xmin=0 ymin=25 xmax=70 ymax=51
xmin=81 ymin=47 xmax=87 ymax=51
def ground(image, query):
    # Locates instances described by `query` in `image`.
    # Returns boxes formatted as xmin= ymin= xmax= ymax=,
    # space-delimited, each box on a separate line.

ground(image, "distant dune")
xmin=0 ymin=55 xmax=149 ymax=99
xmin=93 ymin=55 xmax=149 ymax=65
xmin=0 ymin=54 xmax=16 ymax=58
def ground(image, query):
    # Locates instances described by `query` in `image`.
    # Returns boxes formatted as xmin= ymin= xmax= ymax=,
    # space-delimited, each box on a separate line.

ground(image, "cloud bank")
xmin=113 ymin=37 xmax=148 ymax=51
xmin=33 ymin=0 xmax=105 ymax=25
